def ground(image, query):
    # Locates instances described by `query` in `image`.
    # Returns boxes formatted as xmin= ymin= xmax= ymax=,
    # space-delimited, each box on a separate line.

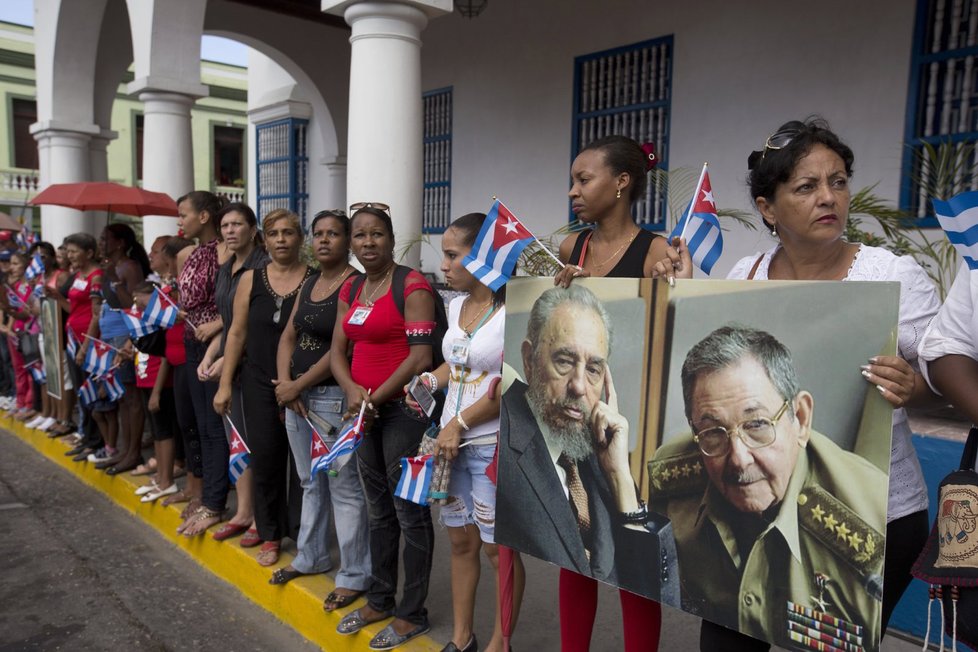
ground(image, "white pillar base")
xmin=30 ymin=123 xmax=100 ymax=246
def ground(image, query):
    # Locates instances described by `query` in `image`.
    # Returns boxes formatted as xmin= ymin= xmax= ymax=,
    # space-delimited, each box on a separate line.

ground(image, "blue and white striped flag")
xmin=65 ymin=326 xmax=79 ymax=359
xmin=226 ymin=415 xmax=251 ymax=484
xmin=933 ymin=190 xmax=978 ymax=270
xmin=78 ymin=378 xmax=98 ymax=406
xmin=394 ymin=454 xmax=435 ymax=505
xmin=5 ymin=287 xmax=25 ymax=309
xmin=101 ymin=372 xmax=125 ymax=402
xmin=669 ymin=165 xmax=723 ymax=275
xmin=24 ymin=253 xmax=44 ymax=281
xmin=143 ymin=287 xmax=178 ymax=329
xmin=120 ymin=309 xmax=158 ymax=339
xmin=83 ymin=339 xmax=116 ymax=377
xmin=27 ymin=361 xmax=46 ymax=384
xmin=311 ymin=404 xmax=367 ymax=476
xmin=462 ymin=200 xmax=536 ymax=291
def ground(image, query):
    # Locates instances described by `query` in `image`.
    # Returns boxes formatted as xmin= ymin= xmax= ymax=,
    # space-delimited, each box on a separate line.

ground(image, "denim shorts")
xmin=439 ymin=441 xmax=497 ymax=543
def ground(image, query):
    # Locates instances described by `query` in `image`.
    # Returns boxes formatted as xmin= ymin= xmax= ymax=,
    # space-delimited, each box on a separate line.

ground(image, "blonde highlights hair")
xmin=262 ymin=208 xmax=302 ymax=234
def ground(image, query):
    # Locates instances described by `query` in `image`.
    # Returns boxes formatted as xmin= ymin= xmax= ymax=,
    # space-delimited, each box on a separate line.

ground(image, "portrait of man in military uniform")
xmin=649 ymin=325 xmax=887 ymax=651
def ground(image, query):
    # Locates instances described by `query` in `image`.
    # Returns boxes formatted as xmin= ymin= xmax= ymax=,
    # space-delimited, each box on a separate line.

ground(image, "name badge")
xmin=348 ymin=306 xmax=372 ymax=326
xmin=72 ymin=278 xmax=88 ymax=292
xmin=448 ymin=337 xmax=470 ymax=366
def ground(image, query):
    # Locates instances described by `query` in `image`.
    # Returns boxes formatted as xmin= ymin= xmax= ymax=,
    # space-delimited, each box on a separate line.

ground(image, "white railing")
xmin=0 ymin=168 xmax=40 ymax=196
xmin=215 ymin=184 xmax=246 ymax=203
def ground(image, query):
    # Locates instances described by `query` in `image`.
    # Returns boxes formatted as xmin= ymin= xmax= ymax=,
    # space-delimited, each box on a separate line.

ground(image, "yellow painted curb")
xmin=1 ymin=417 xmax=441 ymax=651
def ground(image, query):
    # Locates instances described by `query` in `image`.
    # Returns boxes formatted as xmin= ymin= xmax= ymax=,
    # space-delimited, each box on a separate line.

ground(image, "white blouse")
xmin=728 ymin=244 xmax=939 ymax=522
xmin=918 ymin=262 xmax=978 ymax=392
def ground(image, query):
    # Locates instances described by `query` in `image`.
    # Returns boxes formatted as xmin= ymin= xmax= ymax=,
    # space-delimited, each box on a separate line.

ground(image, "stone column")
xmin=129 ymin=79 xmax=205 ymax=247
xmin=30 ymin=122 xmax=100 ymax=245
xmin=88 ymin=128 xmax=117 ymax=228
xmin=324 ymin=0 xmax=450 ymax=267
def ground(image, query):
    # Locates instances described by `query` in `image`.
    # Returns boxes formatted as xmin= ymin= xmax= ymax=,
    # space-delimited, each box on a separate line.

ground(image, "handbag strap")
xmin=961 ymin=426 xmax=978 ymax=471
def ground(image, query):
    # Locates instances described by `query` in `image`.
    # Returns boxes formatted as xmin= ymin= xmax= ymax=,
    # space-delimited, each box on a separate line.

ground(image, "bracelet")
xmin=420 ymin=371 xmax=438 ymax=392
xmin=455 ymin=413 xmax=470 ymax=431
xmin=621 ymin=499 xmax=648 ymax=524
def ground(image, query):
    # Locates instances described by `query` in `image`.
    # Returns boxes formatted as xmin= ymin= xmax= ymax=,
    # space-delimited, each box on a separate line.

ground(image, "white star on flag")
xmin=501 ymin=218 xmax=518 ymax=234
xmin=313 ymin=439 xmax=324 ymax=452
xmin=231 ymin=439 xmax=242 ymax=451
xmin=701 ymin=189 xmax=715 ymax=207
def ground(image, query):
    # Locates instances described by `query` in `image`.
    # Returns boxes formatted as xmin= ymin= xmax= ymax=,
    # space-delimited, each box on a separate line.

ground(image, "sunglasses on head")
xmin=349 ymin=202 xmax=390 ymax=214
xmin=760 ymin=127 xmax=803 ymax=162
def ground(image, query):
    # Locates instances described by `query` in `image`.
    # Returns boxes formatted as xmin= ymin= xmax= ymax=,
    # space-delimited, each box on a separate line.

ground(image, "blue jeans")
xmin=284 ymin=385 xmax=371 ymax=587
xmin=357 ymin=399 xmax=434 ymax=625
xmin=439 ymin=441 xmax=498 ymax=543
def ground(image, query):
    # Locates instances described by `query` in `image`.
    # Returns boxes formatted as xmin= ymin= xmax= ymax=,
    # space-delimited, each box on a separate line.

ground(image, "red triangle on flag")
xmin=692 ymin=173 xmax=717 ymax=214
xmin=492 ymin=204 xmax=533 ymax=247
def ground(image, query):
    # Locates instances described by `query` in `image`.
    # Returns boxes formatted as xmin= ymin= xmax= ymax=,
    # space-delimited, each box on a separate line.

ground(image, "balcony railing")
xmin=215 ymin=184 xmax=246 ymax=204
xmin=0 ymin=168 xmax=40 ymax=197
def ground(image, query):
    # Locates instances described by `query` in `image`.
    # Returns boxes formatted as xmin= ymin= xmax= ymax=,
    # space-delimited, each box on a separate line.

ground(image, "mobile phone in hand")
xmin=408 ymin=375 xmax=436 ymax=418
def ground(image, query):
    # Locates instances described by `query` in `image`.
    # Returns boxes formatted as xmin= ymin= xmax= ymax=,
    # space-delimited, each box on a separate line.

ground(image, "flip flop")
xmin=212 ymin=522 xmax=250 ymax=542
xmin=239 ymin=528 xmax=262 ymax=548
xmin=323 ymin=589 xmax=365 ymax=612
xmin=256 ymin=541 xmax=281 ymax=567
xmin=269 ymin=567 xmax=305 ymax=585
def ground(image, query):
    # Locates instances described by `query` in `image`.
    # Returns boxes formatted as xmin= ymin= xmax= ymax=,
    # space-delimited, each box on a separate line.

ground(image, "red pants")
xmin=7 ymin=336 xmax=33 ymax=409
xmin=559 ymin=568 xmax=661 ymax=652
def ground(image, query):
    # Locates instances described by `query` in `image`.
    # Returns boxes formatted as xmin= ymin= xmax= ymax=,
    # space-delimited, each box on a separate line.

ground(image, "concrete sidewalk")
xmin=2 ymin=416 xmax=934 ymax=651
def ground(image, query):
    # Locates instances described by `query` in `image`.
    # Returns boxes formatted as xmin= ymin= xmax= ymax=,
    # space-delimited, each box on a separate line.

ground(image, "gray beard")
xmin=526 ymin=383 xmax=594 ymax=462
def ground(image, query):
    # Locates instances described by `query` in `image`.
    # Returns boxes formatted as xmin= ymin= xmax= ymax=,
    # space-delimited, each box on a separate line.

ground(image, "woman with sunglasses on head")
xmin=214 ymin=209 xmax=314 ymax=563
xmin=552 ymin=134 xmax=675 ymax=652
xmin=331 ymin=202 xmax=436 ymax=650
xmin=271 ymin=209 xmax=371 ymax=601
xmin=201 ymin=202 xmax=268 ymax=544
xmin=685 ymin=117 xmax=940 ymax=651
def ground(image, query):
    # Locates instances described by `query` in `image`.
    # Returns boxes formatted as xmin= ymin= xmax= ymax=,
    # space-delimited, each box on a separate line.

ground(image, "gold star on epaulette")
xmin=648 ymin=451 xmax=707 ymax=498
xmin=797 ymin=486 xmax=885 ymax=575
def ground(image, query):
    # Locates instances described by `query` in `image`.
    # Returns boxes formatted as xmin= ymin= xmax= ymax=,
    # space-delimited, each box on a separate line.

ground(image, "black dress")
xmin=569 ymin=229 xmax=658 ymax=278
xmin=242 ymin=264 xmax=314 ymax=542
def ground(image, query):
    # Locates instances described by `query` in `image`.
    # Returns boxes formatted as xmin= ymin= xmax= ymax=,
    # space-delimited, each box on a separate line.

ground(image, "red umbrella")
xmin=29 ymin=181 xmax=179 ymax=217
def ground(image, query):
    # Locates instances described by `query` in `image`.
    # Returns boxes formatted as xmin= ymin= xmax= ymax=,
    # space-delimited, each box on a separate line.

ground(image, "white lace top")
xmin=919 ymin=261 xmax=978 ymax=390
xmin=728 ymin=244 xmax=939 ymax=522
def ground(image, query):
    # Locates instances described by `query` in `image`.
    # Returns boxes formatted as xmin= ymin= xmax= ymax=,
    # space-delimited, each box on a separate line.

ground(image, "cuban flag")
xmin=226 ymin=416 xmax=252 ymax=484
xmin=24 ymin=253 xmax=44 ymax=281
xmin=16 ymin=226 xmax=37 ymax=250
xmin=120 ymin=308 xmax=158 ymax=339
xmin=32 ymin=283 xmax=44 ymax=300
xmin=101 ymin=372 xmax=125 ymax=402
xmin=933 ymin=190 xmax=978 ymax=269
xmin=463 ymin=200 xmax=536 ymax=291
xmin=669 ymin=166 xmax=723 ymax=275
xmin=394 ymin=454 xmax=435 ymax=505
xmin=83 ymin=339 xmax=116 ymax=377
xmin=5 ymin=287 xmax=25 ymax=310
xmin=65 ymin=326 xmax=79 ymax=359
xmin=78 ymin=378 xmax=98 ymax=406
xmin=27 ymin=361 xmax=46 ymax=384
xmin=312 ymin=402 xmax=368 ymax=475
xmin=308 ymin=416 xmax=333 ymax=476
xmin=143 ymin=287 xmax=179 ymax=329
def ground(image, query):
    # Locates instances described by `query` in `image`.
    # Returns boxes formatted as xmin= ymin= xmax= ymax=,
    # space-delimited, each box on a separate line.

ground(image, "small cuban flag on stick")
xmin=82 ymin=335 xmax=119 ymax=377
xmin=78 ymin=378 xmax=98 ymax=407
xmin=225 ymin=414 xmax=252 ymax=484
xmin=24 ymin=253 xmax=44 ymax=281
xmin=27 ymin=360 xmax=46 ymax=384
xmin=669 ymin=163 xmax=724 ymax=275
xmin=932 ymin=190 xmax=978 ymax=270
xmin=308 ymin=414 xmax=333 ymax=476
xmin=310 ymin=394 xmax=370 ymax=476
xmin=120 ymin=308 xmax=159 ymax=339
xmin=394 ymin=454 xmax=435 ymax=506
xmin=65 ymin=326 xmax=79 ymax=360
xmin=101 ymin=372 xmax=125 ymax=402
xmin=143 ymin=287 xmax=183 ymax=330
xmin=463 ymin=199 xmax=562 ymax=291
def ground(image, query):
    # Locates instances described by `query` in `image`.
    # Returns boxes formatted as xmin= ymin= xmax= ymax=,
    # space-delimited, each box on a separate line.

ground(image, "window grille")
xmin=423 ymin=87 xmax=452 ymax=234
xmin=256 ymin=118 xmax=309 ymax=227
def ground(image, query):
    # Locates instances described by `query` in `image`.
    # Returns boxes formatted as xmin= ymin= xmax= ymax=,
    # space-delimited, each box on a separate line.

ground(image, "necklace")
xmin=362 ymin=264 xmax=394 ymax=306
xmin=461 ymin=297 xmax=493 ymax=335
xmin=317 ymin=265 xmax=353 ymax=299
xmin=589 ymin=229 xmax=639 ymax=271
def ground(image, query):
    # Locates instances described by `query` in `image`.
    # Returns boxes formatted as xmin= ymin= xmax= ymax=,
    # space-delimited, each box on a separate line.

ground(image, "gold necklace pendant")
xmin=590 ymin=230 xmax=639 ymax=270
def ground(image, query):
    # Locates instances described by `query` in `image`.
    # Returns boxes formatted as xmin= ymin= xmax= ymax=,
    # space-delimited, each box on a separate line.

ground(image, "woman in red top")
xmin=1 ymin=252 xmax=37 ymax=418
xmin=331 ymin=205 xmax=436 ymax=650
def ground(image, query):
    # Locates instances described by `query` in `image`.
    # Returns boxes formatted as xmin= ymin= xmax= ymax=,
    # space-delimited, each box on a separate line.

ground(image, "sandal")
xmin=336 ymin=608 xmax=393 ymax=635
xmin=323 ymin=589 xmax=365 ymax=612
xmin=182 ymin=507 xmax=223 ymax=537
xmin=269 ymin=566 xmax=305 ymax=585
xmin=256 ymin=541 xmax=281 ymax=567
xmin=176 ymin=505 xmax=206 ymax=534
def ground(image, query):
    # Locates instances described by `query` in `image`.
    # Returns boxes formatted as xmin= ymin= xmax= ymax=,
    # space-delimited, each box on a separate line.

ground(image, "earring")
xmin=771 ymin=224 xmax=778 ymax=237
xmin=616 ymin=188 xmax=622 ymax=200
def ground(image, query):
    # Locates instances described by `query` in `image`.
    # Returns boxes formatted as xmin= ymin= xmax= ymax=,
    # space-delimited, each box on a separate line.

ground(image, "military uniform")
xmin=649 ymin=431 xmax=887 ymax=651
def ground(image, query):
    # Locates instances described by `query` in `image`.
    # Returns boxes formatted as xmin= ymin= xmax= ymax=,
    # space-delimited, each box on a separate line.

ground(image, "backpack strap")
xmin=390 ymin=264 xmax=411 ymax=317
xmin=348 ymin=273 xmax=367 ymax=305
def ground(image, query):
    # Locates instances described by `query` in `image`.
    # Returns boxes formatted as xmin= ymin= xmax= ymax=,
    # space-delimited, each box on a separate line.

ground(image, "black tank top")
xmin=289 ymin=270 xmax=358 ymax=384
xmin=244 ymin=265 xmax=314 ymax=382
xmin=569 ymin=229 xmax=658 ymax=278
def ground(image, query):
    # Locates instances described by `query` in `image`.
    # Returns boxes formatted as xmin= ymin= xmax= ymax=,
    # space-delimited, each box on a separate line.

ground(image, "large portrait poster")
xmin=41 ymin=296 xmax=62 ymax=400
xmin=496 ymin=277 xmax=899 ymax=651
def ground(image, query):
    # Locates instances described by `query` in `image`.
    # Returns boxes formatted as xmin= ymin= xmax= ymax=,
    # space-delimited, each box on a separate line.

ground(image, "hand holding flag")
xmin=25 ymin=253 xmax=44 ymax=281
xmin=310 ymin=396 xmax=369 ymax=476
xmin=668 ymin=164 xmax=723 ymax=275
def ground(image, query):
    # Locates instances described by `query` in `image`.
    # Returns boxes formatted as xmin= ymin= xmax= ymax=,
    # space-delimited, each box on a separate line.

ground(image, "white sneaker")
xmin=36 ymin=417 xmax=57 ymax=431
xmin=25 ymin=415 xmax=45 ymax=429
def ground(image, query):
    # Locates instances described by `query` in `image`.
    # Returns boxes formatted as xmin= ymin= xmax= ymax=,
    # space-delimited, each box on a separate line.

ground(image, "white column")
xmin=133 ymin=87 xmax=199 ymax=247
xmin=30 ymin=122 xmax=100 ymax=245
xmin=342 ymin=2 xmax=431 ymax=267
xmin=324 ymin=157 xmax=348 ymax=212
xmin=88 ymin=128 xmax=117 ymax=228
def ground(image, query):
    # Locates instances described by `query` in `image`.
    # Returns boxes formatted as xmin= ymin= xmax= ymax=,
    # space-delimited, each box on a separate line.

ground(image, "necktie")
xmin=558 ymin=453 xmax=592 ymax=548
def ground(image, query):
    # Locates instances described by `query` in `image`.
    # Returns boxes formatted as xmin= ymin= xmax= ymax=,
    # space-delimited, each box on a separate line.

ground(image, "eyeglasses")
xmin=313 ymin=209 xmax=347 ymax=220
xmin=692 ymin=399 xmax=792 ymax=457
xmin=349 ymin=202 xmax=390 ymax=213
xmin=272 ymin=296 xmax=284 ymax=325
xmin=760 ymin=127 xmax=802 ymax=162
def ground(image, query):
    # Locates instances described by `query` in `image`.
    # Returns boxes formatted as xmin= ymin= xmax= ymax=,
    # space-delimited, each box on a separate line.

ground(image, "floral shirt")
xmin=177 ymin=239 xmax=220 ymax=336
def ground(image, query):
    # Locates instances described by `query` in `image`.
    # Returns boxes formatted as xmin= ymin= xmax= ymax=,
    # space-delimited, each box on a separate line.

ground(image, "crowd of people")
xmin=3 ymin=118 xmax=977 ymax=651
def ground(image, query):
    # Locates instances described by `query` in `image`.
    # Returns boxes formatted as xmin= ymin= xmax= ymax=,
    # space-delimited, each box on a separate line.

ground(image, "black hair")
xmin=579 ymin=135 xmax=650 ymax=202
xmin=747 ymin=117 xmax=855 ymax=230
xmin=29 ymin=241 xmax=56 ymax=260
xmin=217 ymin=202 xmax=263 ymax=245
xmin=311 ymin=210 xmax=351 ymax=237
xmin=105 ymin=223 xmax=152 ymax=277
xmin=133 ymin=281 xmax=157 ymax=295
xmin=162 ymin=236 xmax=194 ymax=259
xmin=351 ymin=207 xmax=395 ymax=245
xmin=176 ymin=190 xmax=227 ymax=225
xmin=63 ymin=232 xmax=98 ymax=255
xmin=447 ymin=212 xmax=506 ymax=303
